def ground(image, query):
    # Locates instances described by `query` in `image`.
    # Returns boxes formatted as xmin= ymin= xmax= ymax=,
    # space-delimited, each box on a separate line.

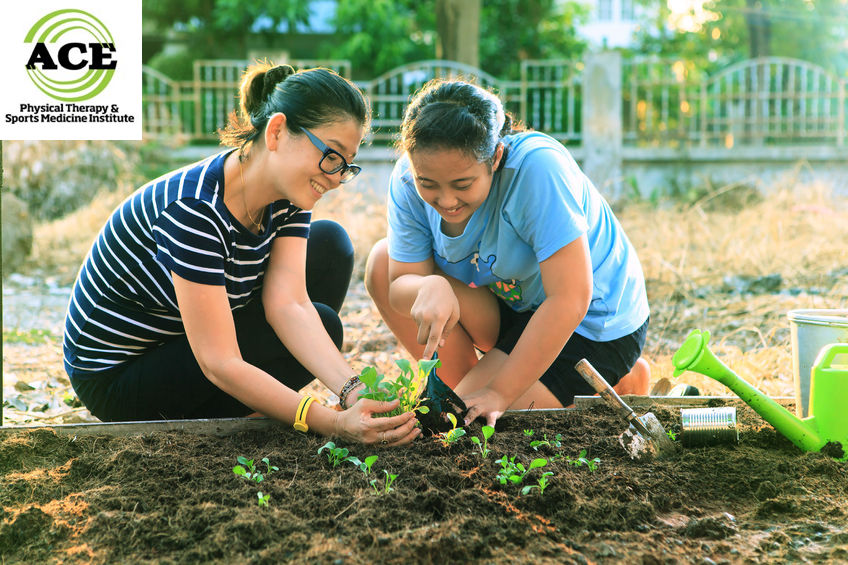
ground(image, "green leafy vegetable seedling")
xmin=370 ymin=469 xmax=398 ymax=494
xmin=566 ymin=449 xmax=601 ymax=471
xmin=523 ymin=429 xmax=534 ymax=437
xmin=667 ymin=430 xmax=678 ymax=441
xmin=318 ymin=441 xmax=351 ymax=467
xmin=470 ymin=425 xmax=495 ymax=458
xmin=233 ymin=456 xmax=265 ymax=483
xmin=521 ymin=471 xmax=554 ymax=495
xmin=496 ymin=455 xmax=548 ymax=485
xmin=357 ymin=359 xmax=438 ymax=417
xmin=438 ymin=413 xmax=467 ymax=446
xmin=257 ymin=491 xmax=270 ymax=507
xmin=530 ymin=433 xmax=563 ymax=451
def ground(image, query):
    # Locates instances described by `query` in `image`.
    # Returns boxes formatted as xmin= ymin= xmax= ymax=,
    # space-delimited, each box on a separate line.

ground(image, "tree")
xmin=320 ymin=0 xmax=435 ymax=79
xmin=632 ymin=0 xmax=847 ymax=76
xmin=436 ymin=0 xmax=480 ymax=67
xmin=143 ymin=0 xmax=315 ymax=60
xmin=479 ymin=0 xmax=589 ymax=79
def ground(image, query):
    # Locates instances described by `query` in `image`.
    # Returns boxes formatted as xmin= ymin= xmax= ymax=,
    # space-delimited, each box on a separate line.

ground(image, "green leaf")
xmin=521 ymin=485 xmax=534 ymax=495
xmin=237 ymin=456 xmax=249 ymax=465
xmin=482 ymin=425 xmax=495 ymax=440
xmin=318 ymin=441 xmax=335 ymax=454
xmin=233 ymin=466 xmax=247 ymax=477
xmin=417 ymin=406 xmax=430 ymax=414
xmin=530 ymin=458 xmax=548 ymax=470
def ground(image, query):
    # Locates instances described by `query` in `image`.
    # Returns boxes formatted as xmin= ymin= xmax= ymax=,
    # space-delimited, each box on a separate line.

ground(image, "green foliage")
xmin=357 ymin=359 xmax=437 ymax=417
xmin=566 ymin=449 xmax=600 ymax=472
xmin=370 ymin=469 xmax=399 ymax=494
xmin=496 ymin=455 xmax=548 ymax=485
xmin=233 ymin=455 xmax=278 ymax=483
xmin=318 ymin=441 xmax=351 ymax=467
xmin=438 ymin=413 xmax=467 ymax=446
xmin=257 ymin=491 xmax=270 ymax=507
xmin=523 ymin=429 xmax=534 ymax=437
xmin=2 ymin=328 xmax=55 ymax=345
xmin=146 ymin=49 xmax=196 ymax=81
xmin=630 ymin=0 xmax=847 ymax=76
xmin=530 ymin=433 xmax=563 ymax=451
xmin=480 ymin=0 xmax=589 ymax=79
xmin=470 ymin=425 xmax=495 ymax=458
xmin=521 ymin=471 xmax=554 ymax=495
xmin=321 ymin=0 xmax=434 ymax=79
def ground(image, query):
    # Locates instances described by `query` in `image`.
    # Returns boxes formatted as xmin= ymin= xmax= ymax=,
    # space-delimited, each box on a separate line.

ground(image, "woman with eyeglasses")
xmin=365 ymin=79 xmax=651 ymax=428
xmin=63 ymin=62 xmax=419 ymax=446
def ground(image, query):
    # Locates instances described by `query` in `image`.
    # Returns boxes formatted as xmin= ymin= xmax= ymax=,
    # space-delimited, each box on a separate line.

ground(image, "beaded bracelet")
xmin=338 ymin=375 xmax=362 ymax=409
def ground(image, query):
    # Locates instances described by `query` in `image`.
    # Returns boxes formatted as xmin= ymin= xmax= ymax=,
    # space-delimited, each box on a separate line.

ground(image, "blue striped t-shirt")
xmin=63 ymin=150 xmax=311 ymax=375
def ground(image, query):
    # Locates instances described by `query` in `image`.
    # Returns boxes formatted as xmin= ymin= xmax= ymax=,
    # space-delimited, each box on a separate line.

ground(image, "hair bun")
xmin=263 ymin=65 xmax=295 ymax=99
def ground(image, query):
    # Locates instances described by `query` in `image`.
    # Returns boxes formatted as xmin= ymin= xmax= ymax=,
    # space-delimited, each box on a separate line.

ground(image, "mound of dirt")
xmin=2 ymin=402 xmax=847 ymax=564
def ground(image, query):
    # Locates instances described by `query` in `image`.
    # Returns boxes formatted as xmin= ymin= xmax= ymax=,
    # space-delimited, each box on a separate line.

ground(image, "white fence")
xmin=142 ymin=55 xmax=847 ymax=149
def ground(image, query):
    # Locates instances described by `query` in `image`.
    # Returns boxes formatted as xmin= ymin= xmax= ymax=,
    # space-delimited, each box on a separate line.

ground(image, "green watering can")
xmin=672 ymin=329 xmax=847 ymax=460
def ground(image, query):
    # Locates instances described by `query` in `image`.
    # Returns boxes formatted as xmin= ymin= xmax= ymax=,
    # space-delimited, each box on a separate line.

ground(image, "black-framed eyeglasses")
xmin=299 ymin=127 xmax=361 ymax=183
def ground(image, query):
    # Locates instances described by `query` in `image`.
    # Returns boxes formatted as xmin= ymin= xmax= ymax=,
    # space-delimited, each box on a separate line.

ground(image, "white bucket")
xmin=787 ymin=309 xmax=848 ymax=418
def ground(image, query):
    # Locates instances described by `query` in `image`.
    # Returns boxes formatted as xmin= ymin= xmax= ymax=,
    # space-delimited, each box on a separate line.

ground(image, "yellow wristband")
xmin=293 ymin=396 xmax=315 ymax=433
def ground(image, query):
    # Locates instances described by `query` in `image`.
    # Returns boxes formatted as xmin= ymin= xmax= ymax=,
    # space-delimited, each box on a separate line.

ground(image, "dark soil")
xmin=2 ymin=403 xmax=847 ymax=564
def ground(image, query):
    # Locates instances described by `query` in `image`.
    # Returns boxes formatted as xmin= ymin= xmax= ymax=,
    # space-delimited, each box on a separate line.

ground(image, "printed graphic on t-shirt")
xmin=434 ymin=250 xmax=523 ymax=303
xmin=489 ymin=279 xmax=522 ymax=302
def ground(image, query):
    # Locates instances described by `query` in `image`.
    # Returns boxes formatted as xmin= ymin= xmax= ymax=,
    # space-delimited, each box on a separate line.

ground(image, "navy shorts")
xmin=493 ymin=299 xmax=649 ymax=407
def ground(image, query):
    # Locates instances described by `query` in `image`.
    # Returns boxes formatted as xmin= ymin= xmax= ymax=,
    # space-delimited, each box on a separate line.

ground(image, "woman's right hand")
xmin=334 ymin=398 xmax=421 ymax=446
xmin=410 ymin=275 xmax=460 ymax=360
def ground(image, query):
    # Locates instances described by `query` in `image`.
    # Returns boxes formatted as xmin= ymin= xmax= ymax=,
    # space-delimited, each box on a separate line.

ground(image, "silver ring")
xmin=380 ymin=432 xmax=388 ymax=445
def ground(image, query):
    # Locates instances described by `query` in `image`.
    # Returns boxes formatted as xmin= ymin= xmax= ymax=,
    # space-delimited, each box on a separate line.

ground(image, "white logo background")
xmin=0 ymin=0 xmax=142 ymax=140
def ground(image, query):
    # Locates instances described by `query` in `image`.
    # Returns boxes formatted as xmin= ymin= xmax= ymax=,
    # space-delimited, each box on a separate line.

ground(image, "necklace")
xmin=238 ymin=159 xmax=263 ymax=230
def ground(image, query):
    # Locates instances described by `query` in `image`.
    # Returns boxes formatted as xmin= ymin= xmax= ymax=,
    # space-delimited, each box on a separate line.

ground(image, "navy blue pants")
xmin=70 ymin=220 xmax=354 ymax=422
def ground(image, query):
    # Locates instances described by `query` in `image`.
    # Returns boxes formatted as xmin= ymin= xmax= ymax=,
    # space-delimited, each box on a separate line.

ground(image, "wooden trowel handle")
xmin=575 ymin=359 xmax=637 ymax=422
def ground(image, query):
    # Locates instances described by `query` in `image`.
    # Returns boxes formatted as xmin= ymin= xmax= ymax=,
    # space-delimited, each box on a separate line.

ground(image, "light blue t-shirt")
xmin=386 ymin=131 xmax=649 ymax=342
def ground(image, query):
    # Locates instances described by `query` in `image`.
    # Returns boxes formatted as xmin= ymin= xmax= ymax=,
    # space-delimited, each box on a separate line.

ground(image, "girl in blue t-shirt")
xmin=63 ymin=63 xmax=418 ymax=446
xmin=366 ymin=80 xmax=651 ymax=427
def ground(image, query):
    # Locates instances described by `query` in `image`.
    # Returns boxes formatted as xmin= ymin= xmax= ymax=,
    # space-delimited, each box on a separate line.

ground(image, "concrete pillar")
xmin=582 ymin=51 xmax=623 ymax=199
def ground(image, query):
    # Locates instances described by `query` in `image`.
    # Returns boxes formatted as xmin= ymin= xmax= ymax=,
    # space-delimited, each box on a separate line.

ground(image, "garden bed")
xmin=2 ymin=401 xmax=847 ymax=564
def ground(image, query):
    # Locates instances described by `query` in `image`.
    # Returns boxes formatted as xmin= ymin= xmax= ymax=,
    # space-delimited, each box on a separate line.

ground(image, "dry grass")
xmin=16 ymin=161 xmax=848 ymax=409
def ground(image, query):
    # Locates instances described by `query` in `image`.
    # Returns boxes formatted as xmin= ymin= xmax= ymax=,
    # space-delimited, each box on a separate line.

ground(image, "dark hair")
xmin=398 ymin=79 xmax=522 ymax=165
xmin=219 ymin=61 xmax=370 ymax=153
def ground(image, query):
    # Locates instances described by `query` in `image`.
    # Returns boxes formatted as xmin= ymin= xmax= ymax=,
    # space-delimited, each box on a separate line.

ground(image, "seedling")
xmin=530 ymin=433 xmax=563 ymax=451
xmin=261 ymin=457 xmax=279 ymax=475
xmin=521 ymin=471 xmax=554 ymax=495
xmin=523 ymin=429 xmax=535 ymax=437
xmin=370 ymin=469 xmax=398 ymax=494
xmin=566 ymin=449 xmax=601 ymax=471
xmin=233 ymin=456 xmax=265 ymax=483
xmin=470 ymin=425 xmax=495 ymax=458
xmin=357 ymin=359 xmax=438 ymax=417
xmin=318 ymin=441 xmax=351 ymax=467
xmin=347 ymin=454 xmax=379 ymax=476
xmin=496 ymin=455 xmax=548 ymax=485
xmin=257 ymin=491 xmax=270 ymax=507
xmin=667 ymin=430 xmax=678 ymax=441
xmin=438 ymin=413 xmax=466 ymax=446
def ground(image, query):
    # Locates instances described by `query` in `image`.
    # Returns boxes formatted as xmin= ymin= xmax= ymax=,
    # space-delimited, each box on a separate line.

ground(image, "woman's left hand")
xmin=460 ymin=387 xmax=508 ymax=428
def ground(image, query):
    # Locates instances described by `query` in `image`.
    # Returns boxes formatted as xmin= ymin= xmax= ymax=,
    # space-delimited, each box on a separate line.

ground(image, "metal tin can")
xmin=680 ymin=407 xmax=739 ymax=447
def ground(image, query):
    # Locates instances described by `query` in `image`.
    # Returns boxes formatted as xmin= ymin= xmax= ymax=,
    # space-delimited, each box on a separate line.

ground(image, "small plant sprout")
xmin=438 ymin=413 xmax=467 ymax=446
xmin=348 ymin=454 xmax=378 ymax=475
xmin=523 ymin=429 xmax=535 ymax=437
xmin=566 ymin=449 xmax=601 ymax=472
xmin=370 ymin=470 xmax=398 ymax=494
xmin=521 ymin=471 xmax=554 ymax=496
xmin=496 ymin=456 xmax=548 ymax=485
xmin=470 ymin=425 xmax=495 ymax=458
xmin=530 ymin=433 xmax=564 ymax=451
xmin=262 ymin=457 xmax=279 ymax=475
xmin=318 ymin=441 xmax=351 ymax=467
xmin=357 ymin=359 xmax=438 ymax=417
xmin=667 ymin=430 xmax=678 ymax=441
xmin=257 ymin=491 xmax=270 ymax=507
xmin=233 ymin=456 xmax=264 ymax=483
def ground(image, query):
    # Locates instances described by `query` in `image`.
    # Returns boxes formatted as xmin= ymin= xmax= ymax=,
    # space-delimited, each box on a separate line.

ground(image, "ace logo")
xmin=0 ymin=0 xmax=141 ymax=140
xmin=24 ymin=9 xmax=117 ymax=102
